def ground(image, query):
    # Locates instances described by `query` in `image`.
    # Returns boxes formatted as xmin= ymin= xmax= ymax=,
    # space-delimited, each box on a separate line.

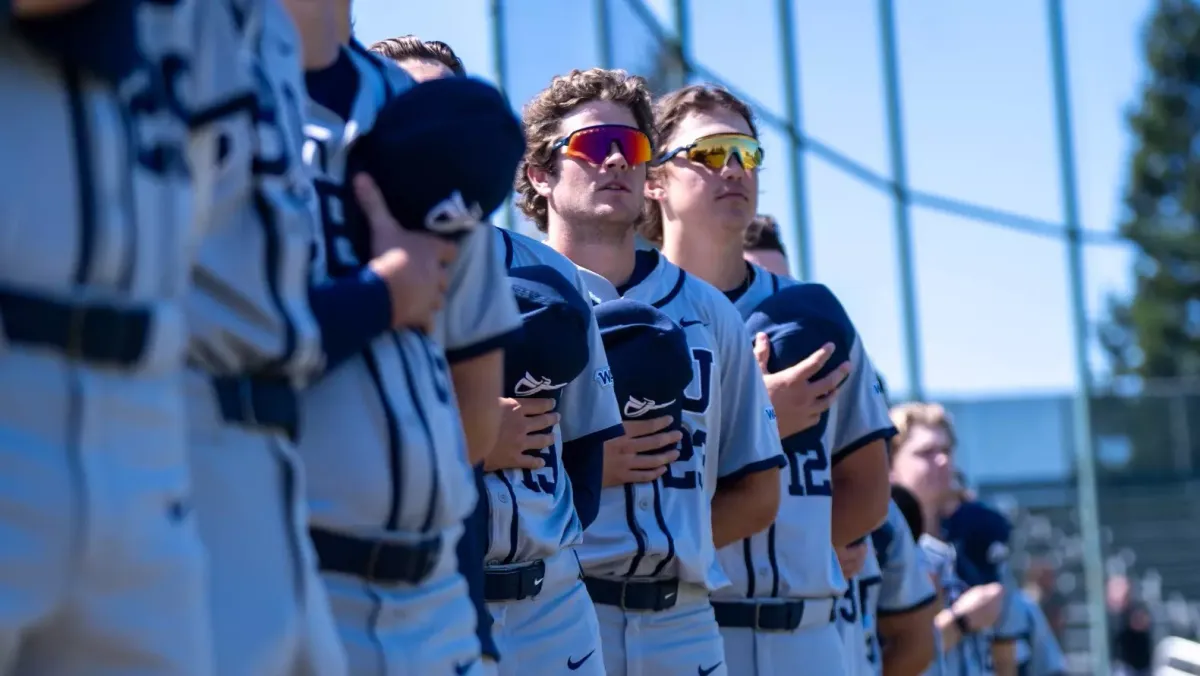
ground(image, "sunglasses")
xmin=654 ymin=133 xmax=764 ymax=171
xmin=551 ymin=124 xmax=653 ymax=166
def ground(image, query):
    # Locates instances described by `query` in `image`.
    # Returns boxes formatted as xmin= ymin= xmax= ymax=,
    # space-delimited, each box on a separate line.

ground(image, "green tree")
xmin=1103 ymin=0 xmax=1200 ymax=380
xmin=1097 ymin=0 xmax=1200 ymax=476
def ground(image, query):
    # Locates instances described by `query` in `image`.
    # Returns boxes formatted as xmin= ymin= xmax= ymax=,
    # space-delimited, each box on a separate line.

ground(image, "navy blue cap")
xmin=942 ymin=500 xmax=1013 ymax=585
xmin=343 ymin=76 xmax=526 ymax=258
xmin=595 ymin=300 xmax=693 ymax=453
xmin=503 ymin=265 xmax=592 ymax=402
xmin=744 ymin=283 xmax=855 ymax=447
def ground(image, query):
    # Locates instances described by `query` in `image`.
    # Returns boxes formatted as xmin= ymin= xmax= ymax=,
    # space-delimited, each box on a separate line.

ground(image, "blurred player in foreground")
xmin=287 ymin=2 xmax=522 ymax=673
xmin=517 ymin=67 xmax=787 ymax=676
xmin=643 ymin=83 xmax=892 ymax=674
xmin=890 ymin=404 xmax=1009 ymax=675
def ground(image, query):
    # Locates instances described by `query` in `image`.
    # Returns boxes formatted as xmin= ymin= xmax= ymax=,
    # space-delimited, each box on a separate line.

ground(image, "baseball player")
xmin=0 ymin=1 xmax=254 ymax=671
xmin=283 ymin=3 xmax=523 ymax=674
xmin=516 ymin=67 xmax=787 ymax=676
xmin=637 ymin=84 xmax=892 ymax=675
xmin=1014 ymin=592 xmax=1068 ymax=676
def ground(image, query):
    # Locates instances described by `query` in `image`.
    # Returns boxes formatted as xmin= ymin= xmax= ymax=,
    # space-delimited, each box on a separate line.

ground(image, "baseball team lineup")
xmin=0 ymin=1 xmax=1064 ymax=676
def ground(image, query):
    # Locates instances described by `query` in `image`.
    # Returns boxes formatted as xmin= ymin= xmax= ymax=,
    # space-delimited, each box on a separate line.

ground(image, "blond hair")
xmin=514 ymin=68 xmax=655 ymax=232
xmin=888 ymin=402 xmax=958 ymax=456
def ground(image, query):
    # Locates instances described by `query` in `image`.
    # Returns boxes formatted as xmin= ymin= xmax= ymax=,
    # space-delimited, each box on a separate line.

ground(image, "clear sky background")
xmin=352 ymin=0 xmax=1152 ymax=401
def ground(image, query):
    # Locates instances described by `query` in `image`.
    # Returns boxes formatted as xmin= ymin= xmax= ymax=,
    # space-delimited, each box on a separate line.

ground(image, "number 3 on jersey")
xmin=785 ymin=443 xmax=832 ymax=496
xmin=663 ymin=348 xmax=714 ymax=490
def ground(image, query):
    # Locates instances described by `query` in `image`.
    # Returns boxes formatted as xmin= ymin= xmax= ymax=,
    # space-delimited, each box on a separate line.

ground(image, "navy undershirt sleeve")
xmin=458 ymin=463 xmax=499 ymax=661
xmin=561 ymin=432 xmax=610 ymax=530
xmin=308 ymin=267 xmax=393 ymax=373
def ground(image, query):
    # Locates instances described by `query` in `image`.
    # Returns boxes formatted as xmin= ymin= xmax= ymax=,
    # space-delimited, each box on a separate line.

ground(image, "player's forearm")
xmin=561 ymin=435 xmax=605 ymax=530
xmin=990 ymin=641 xmax=1018 ymax=676
xmin=831 ymin=440 xmax=890 ymax=546
xmin=308 ymin=269 xmax=393 ymax=374
xmin=711 ymin=468 xmax=781 ymax=549
xmin=451 ymin=351 xmax=504 ymax=465
xmin=880 ymin=605 xmax=938 ymax=676
xmin=10 ymin=0 xmax=93 ymax=18
xmin=934 ymin=609 xmax=964 ymax=652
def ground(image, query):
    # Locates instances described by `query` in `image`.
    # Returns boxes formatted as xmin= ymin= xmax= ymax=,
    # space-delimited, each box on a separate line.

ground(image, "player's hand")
xmin=754 ymin=334 xmax=851 ymax=438
xmin=484 ymin=397 xmax=560 ymax=472
xmin=602 ymin=416 xmax=683 ymax=487
xmin=355 ymin=174 xmax=458 ymax=332
xmin=11 ymin=0 xmax=94 ymax=17
xmin=836 ymin=540 xmax=868 ymax=579
xmin=952 ymin=582 xmax=1004 ymax=631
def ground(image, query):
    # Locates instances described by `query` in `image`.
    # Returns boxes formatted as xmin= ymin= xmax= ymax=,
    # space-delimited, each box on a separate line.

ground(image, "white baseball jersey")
xmin=1015 ymin=593 xmax=1067 ymax=676
xmin=579 ymin=249 xmax=786 ymax=590
xmin=919 ymin=534 xmax=994 ymax=676
xmin=485 ymin=227 xmax=624 ymax=564
xmin=185 ymin=0 xmax=322 ymax=381
xmin=721 ymin=262 xmax=895 ymax=600
xmin=297 ymin=43 xmax=520 ymax=542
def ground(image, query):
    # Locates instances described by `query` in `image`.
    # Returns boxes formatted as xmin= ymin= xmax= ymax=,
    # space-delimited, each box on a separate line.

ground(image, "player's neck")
xmin=546 ymin=218 xmax=637 ymax=288
xmin=661 ymin=220 xmax=747 ymax=293
xmin=287 ymin=1 xmax=341 ymax=69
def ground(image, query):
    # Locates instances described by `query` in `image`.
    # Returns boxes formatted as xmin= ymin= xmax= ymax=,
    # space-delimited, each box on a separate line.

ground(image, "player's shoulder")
xmin=346 ymin=39 xmax=416 ymax=95
xmin=673 ymin=261 xmax=746 ymax=332
xmin=500 ymin=228 xmax=574 ymax=276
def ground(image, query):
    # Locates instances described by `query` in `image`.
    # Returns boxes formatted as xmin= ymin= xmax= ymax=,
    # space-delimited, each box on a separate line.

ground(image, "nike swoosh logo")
xmin=679 ymin=319 xmax=706 ymax=328
xmin=568 ymin=650 xmax=595 ymax=670
xmin=454 ymin=658 xmax=477 ymax=675
xmin=698 ymin=662 xmax=722 ymax=676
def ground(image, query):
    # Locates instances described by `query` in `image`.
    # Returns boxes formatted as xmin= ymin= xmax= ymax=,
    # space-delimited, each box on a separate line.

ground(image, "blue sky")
xmin=352 ymin=0 xmax=1152 ymax=400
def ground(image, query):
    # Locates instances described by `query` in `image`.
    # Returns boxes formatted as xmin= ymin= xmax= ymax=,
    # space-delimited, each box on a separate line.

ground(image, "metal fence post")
xmin=672 ymin=0 xmax=692 ymax=80
xmin=596 ymin=0 xmax=613 ymax=69
xmin=775 ymin=0 xmax=814 ymax=282
xmin=876 ymin=0 xmax=925 ymax=401
xmin=489 ymin=0 xmax=515 ymax=232
xmin=1046 ymin=1 xmax=1111 ymax=671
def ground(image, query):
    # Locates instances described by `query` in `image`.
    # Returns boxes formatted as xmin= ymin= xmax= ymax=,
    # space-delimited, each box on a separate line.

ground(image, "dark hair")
xmin=515 ymin=68 xmax=655 ymax=232
xmin=891 ymin=484 xmax=925 ymax=539
xmin=641 ymin=84 xmax=758 ymax=245
xmin=744 ymin=214 xmax=786 ymax=255
xmin=369 ymin=35 xmax=466 ymax=76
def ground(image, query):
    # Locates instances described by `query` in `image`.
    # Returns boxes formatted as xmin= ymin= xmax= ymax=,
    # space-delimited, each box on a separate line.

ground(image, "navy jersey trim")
xmin=114 ymin=88 xmax=138 ymax=290
xmin=647 ymin=478 xmax=675 ymax=577
xmin=500 ymin=228 xmax=514 ymax=269
xmin=831 ymin=426 xmax=897 ymax=467
xmin=64 ymin=63 xmax=95 ymax=286
xmin=622 ymin=484 xmax=647 ymax=577
xmin=494 ymin=470 xmax=520 ymax=565
xmin=360 ymin=347 xmax=405 ymax=530
xmin=877 ymin=591 xmax=938 ymax=617
xmin=717 ymin=453 xmax=787 ymax=485
xmin=766 ymin=523 xmax=781 ymax=597
xmin=651 ymin=269 xmax=687 ymax=309
xmin=252 ymin=191 xmax=299 ymax=374
xmin=444 ymin=325 xmax=523 ymax=365
xmin=742 ymin=539 xmax=756 ymax=598
xmin=723 ymin=263 xmax=755 ymax=304
xmin=394 ymin=337 xmax=440 ymax=532
xmin=769 ymin=272 xmax=782 ymax=294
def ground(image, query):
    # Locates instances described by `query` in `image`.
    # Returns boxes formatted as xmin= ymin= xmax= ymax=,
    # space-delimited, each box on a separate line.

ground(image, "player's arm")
xmin=558 ymin=268 xmax=624 ymax=529
xmin=830 ymin=338 xmax=893 ymax=546
xmin=991 ymin=640 xmax=1017 ymax=676
xmin=876 ymin=505 xmax=939 ymax=676
xmin=442 ymin=225 xmax=522 ymax=464
xmin=711 ymin=303 xmax=786 ymax=549
xmin=10 ymin=0 xmax=92 ymax=18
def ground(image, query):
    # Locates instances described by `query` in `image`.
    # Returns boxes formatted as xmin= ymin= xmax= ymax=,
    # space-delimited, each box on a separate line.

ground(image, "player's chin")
xmin=588 ymin=201 xmax=641 ymax=225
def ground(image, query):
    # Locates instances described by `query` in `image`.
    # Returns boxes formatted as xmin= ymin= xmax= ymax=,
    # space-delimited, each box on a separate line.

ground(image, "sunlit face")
xmin=744 ymin=248 xmax=790 ymax=277
xmin=528 ymin=100 xmax=647 ymax=234
xmin=890 ymin=423 xmax=955 ymax=509
xmin=649 ymin=108 xmax=759 ymax=239
xmin=399 ymin=57 xmax=455 ymax=82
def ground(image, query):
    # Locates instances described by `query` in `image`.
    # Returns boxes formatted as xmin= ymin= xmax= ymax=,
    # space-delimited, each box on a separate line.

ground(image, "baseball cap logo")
xmin=514 ymin=372 xmax=568 ymax=397
xmin=623 ymin=396 xmax=675 ymax=418
xmin=425 ymin=190 xmax=483 ymax=236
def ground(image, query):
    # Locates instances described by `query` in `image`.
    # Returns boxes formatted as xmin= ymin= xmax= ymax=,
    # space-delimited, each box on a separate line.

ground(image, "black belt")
xmin=484 ymin=559 xmax=545 ymax=602
xmin=212 ymin=375 xmax=299 ymax=442
xmin=0 ymin=288 xmax=151 ymax=367
xmin=584 ymin=576 xmax=680 ymax=612
xmin=712 ymin=600 xmax=810 ymax=631
xmin=309 ymin=527 xmax=441 ymax=586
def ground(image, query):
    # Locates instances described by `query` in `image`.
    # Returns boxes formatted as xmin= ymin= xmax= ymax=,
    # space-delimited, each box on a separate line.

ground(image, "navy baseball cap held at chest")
xmin=594 ymin=299 xmax=694 ymax=454
xmin=744 ymin=282 xmax=855 ymax=446
xmin=503 ymin=266 xmax=593 ymax=404
xmin=342 ymin=76 xmax=525 ymax=258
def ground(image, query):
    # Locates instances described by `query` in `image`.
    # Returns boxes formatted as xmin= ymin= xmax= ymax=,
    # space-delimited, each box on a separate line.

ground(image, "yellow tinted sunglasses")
xmin=654 ymin=133 xmax=764 ymax=171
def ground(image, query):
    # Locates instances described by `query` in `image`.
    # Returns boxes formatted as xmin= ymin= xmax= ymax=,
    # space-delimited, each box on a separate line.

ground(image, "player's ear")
xmin=527 ymin=163 xmax=554 ymax=198
xmin=644 ymin=172 xmax=666 ymax=202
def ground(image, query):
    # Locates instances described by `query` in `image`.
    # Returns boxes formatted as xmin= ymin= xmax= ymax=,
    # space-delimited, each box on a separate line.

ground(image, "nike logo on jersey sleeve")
xmin=623 ymin=396 xmax=676 ymax=418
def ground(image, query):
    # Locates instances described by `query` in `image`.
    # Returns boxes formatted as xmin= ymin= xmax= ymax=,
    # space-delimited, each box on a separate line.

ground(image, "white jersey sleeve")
xmin=877 ymin=500 xmax=937 ymax=615
xmin=439 ymin=224 xmax=521 ymax=363
xmin=1025 ymin=595 xmax=1067 ymax=675
xmin=712 ymin=297 xmax=785 ymax=479
xmin=829 ymin=337 xmax=895 ymax=459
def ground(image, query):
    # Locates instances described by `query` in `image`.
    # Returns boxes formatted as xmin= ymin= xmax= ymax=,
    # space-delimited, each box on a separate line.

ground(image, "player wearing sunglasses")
xmin=517 ymin=68 xmax=786 ymax=676
xmin=643 ymin=84 xmax=897 ymax=676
